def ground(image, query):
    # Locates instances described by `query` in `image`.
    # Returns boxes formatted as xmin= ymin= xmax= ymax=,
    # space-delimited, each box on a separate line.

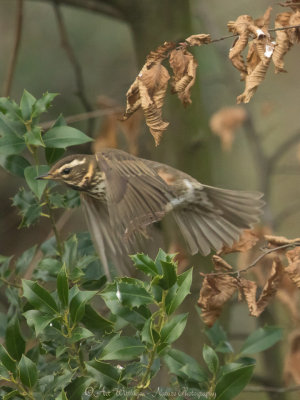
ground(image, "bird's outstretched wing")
xmin=95 ymin=149 xmax=174 ymax=238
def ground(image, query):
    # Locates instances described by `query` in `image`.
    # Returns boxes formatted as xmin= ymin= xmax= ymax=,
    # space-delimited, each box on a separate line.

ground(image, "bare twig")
xmin=52 ymin=1 xmax=94 ymax=133
xmin=244 ymin=384 xmax=300 ymax=393
xmin=29 ymin=0 xmax=124 ymax=20
xmin=40 ymin=106 xmax=123 ymax=130
xmin=203 ymin=242 xmax=300 ymax=277
xmin=3 ymin=0 xmax=24 ymax=96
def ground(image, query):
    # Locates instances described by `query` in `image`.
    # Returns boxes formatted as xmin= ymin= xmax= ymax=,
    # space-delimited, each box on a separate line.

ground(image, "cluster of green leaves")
xmin=0 ymin=91 xmax=284 ymax=399
xmin=0 ymin=90 xmax=91 ymax=226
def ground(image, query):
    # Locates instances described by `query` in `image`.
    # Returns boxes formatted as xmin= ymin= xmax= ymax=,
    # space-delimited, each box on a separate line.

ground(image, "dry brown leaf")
xmin=272 ymin=12 xmax=293 ymax=73
xmin=285 ymin=248 xmax=300 ymax=288
xmin=198 ymin=256 xmax=237 ymax=326
xmin=219 ymin=229 xmax=259 ymax=255
xmin=122 ymin=41 xmax=175 ymax=146
xmin=209 ymin=106 xmax=247 ymax=151
xmin=287 ymin=10 xmax=300 ymax=43
xmin=284 ymin=329 xmax=300 ymax=385
xmin=185 ymin=33 xmax=211 ymax=46
xmin=238 ymin=257 xmax=284 ymax=317
xmin=265 ymin=234 xmax=300 ymax=247
xmin=254 ymin=6 xmax=273 ymax=29
xmin=169 ymin=48 xmax=198 ymax=106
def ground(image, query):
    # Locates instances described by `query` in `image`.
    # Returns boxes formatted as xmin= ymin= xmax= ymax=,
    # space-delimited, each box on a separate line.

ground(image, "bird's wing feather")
xmin=95 ymin=149 xmax=174 ymax=238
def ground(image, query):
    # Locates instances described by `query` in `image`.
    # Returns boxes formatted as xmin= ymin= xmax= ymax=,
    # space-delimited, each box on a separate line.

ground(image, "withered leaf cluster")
xmin=122 ymin=35 xmax=211 ymax=145
xmin=198 ymin=233 xmax=300 ymax=326
xmin=228 ymin=6 xmax=300 ymax=103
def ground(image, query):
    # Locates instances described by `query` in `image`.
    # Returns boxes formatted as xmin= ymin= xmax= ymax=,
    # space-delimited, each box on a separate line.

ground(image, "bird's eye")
xmin=62 ymin=168 xmax=71 ymax=175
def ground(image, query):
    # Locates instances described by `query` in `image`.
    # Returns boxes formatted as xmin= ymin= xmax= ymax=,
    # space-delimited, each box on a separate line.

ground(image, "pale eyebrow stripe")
xmin=57 ymin=158 xmax=86 ymax=173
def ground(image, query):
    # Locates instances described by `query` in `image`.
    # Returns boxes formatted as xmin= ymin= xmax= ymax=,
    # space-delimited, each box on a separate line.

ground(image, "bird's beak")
xmin=35 ymin=173 xmax=53 ymax=180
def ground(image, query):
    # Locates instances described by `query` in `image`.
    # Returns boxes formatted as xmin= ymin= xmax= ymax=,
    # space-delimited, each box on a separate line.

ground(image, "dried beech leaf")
xmin=272 ymin=12 xmax=293 ymax=73
xmin=284 ymin=330 xmax=300 ymax=385
xmin=239 ymin=258 xmax=284 ymax=317
xmin=185 ymin=33 xmax=211 ymax=46
xmin=198 ymin=273 xmax=237 ymax=327
xmin=122 ymin=41 xmax=175 ymax=145
xmin=285 ymin=260 xmax=300 ymax=288
xmin=287 ymin=10 xmax=300 ymax=44
xmin=265 ymin=234 xmax=300 ymax=247
xmin=198 ymin=255 xmax=237 ymax=326
xmin=255 ymin=6 xmax=273 ymax=29
xmin=219 ymin=229 xmax=259 ymax=255
xmin=209 ymin=106 xmax=247 ymax=151
xmin=169 ymin=48 xmax=198 ymax=106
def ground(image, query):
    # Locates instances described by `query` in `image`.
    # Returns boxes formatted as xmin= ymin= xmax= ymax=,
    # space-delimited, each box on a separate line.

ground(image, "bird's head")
xmin=37 ymin=154 xmax=98 ymax=190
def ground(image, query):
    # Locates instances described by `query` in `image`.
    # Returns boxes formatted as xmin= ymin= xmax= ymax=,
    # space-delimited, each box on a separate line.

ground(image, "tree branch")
xmin=52 ymin=1 xmax=94 ymax=133
xmin=3 ymin=0 xmax=24 ymax=96
xmin=29 ymin=0 xmax=124 ymax=20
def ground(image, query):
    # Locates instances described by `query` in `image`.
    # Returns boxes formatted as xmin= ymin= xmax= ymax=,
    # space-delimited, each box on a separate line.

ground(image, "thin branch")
xmin=52 ymin=1 xmax=94 ymax=133
xmin=3 ymin=0 xmax=24 ymax=96
xmin=203 ymin=242 xmax=300 ymax=277
xmin=29 ymin=0 xmax=124 ymax=20
xmin=244 ymin=384 xmax=300 ymax=393
xmin=40 ymin=106 xmax=123 ymax=129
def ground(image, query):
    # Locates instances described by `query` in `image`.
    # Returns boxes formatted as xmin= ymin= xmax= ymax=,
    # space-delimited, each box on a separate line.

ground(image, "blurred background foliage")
xmin=1 ymin=1 xmax=300 ymax=399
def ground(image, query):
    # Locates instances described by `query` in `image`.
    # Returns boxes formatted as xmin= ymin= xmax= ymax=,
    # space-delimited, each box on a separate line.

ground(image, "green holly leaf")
xmin=18 ymin=355 xmax=38 ymax=388
xmin=0 ymin=154 xmax=30 ymax=177
xmin=20 ymin=90 xmax=36 ymax=121
xmin=24 ymin=165 xmax=49 ymax=199
xmin=12 ymin=188 xmax=43 ymax=227
xmin=43 ymin=126 xmax=92 ymax=148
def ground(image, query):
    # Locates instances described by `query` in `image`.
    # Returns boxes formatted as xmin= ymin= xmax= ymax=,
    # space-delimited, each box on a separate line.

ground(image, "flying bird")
xmin=38 ymin=148 xmax=264 ymax=279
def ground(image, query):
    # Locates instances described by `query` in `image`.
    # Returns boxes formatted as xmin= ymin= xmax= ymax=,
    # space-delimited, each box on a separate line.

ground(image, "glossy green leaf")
xmin=22 ymin=279 xmax=59 ymax=315
xmin=203 ymin=344 xmax=219 ymax=375
xmin=0 ymin=256 xmax=13 ymax=278
xmin=164 ymin=348 xmax=207 ymax=383
xmin=0 ymin=130 xmax=25 ymax=155
xmin=141 ymin=318 xmax=155 ymax=345
xmin=16 ymin=245 xmax=37 ymax=274
xmin=81 ymin=304 xmax=113 ymax=333
xmin=5 ymin=315 xmax=25 ymax=361
xmin=130 ymin=253 xmax=158 ymax=277
xmin=69 ymin=289 xmax=97 ymax=324
xmin=32 ymin=92 xmax=58 ymax=118
xmin=70 ymin=326 xmax=94 ymax=343
xmin=65 ymin=376 xmax=93 ymax=400
xmin=12 ymin=188 xmax=42 ymax=227
xmin=45 ymin=147 xmax=65 ymax=164
xmin=100 ymin=336 xmax=145 ymax=361
xmin=215 ymin=364 xmax=254 ymax=400
xmin=3 ymin=390 xmax=21 ymax=400
xmin=57 ymin=264 xmax=69 ymax=307
xmin=43 ymin=126 xmax=92 ymax=148
xmin=24 ymin=126 xmax=45 ymax=147
xmin=0 ymin=154 xmax=30 ymax=177
xmin=24 ymin=165 xmax=49 ymax=199
xmin=116 ymin=282 xmax=154 ymax=308
xmin=18 ymin=354 xmax=38 ymax=388
xmin=0 ymin=111 xmax=25 ymax=136
xmin=23 ymin=310 xmax=55 ymax=336
xmin=156 ymin=260 xmax=177 ymax=289
xmin=0 ymin=97 xmax=22 ymax=120
xmin=165 ymin=268 xmax=193 ymax=315
xmin=20 ymin=90 xmax=36 ymax=120
xmin=0 ymin=344 xmax=16 ymax=373
xmin=86 ymin=360 xmax=121 ymax=388
xmin=160 ymin=313 xmax=188 ymax=345
xmin=63 ymin=235 xmax=78 ymax=271
xmin=240 ymin=326 xmax=283 ymax=355
xmin=55 ymin=390 xmax=68 ymax=400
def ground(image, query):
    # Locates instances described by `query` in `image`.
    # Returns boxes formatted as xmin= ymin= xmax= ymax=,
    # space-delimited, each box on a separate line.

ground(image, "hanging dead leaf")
xmin=287 ymin=10 xmax=300 ymax=44
xmin=238 ymin=257 xmax=284 ymax=317
xmin=122 ymin=41 xmax=175 ymax=146
xmin=265 ymin=234 xmax=300 ymax=247
xmin=198 ymin=256 xmax=237 ymax=326
xmin=209 ymin=106 xmax=247 ymax=151
xmin=285 ymin=247 xmax=300 ymax=288
xmin=284 ymin=329 xmax=300 ymax=385
xmin=272 ymin=12 xmax=293 ymax=73
xmin=218 ymin=229 xmax=259 ymax=255
xmin=254 ymin=6 xmax=273 ymax=29
xmin=185 ymin=33 xmax=211 ymax=46
xmin=169 ymin=48 xmax=198 ymax=106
